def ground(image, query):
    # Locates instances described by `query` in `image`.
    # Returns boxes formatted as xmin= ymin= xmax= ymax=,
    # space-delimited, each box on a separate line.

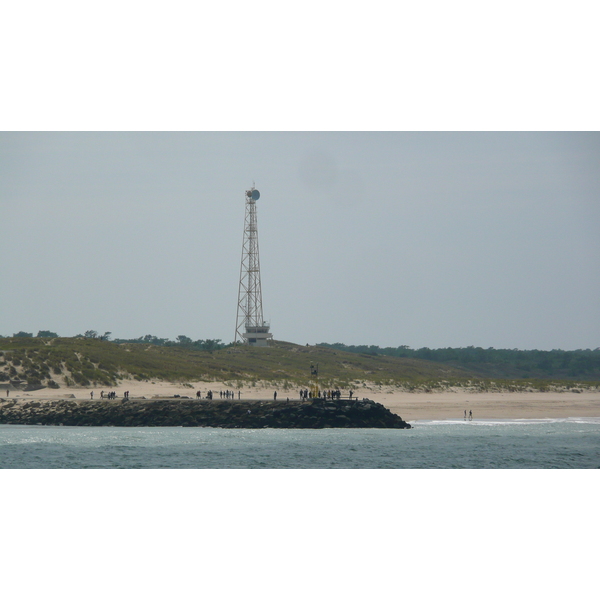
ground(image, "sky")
xmin=2 ymin=132 xmax=599 ymax=350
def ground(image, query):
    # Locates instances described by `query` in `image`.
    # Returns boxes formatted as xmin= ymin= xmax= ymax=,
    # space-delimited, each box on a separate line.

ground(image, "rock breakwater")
xmin=0 ymin=398 xmax=411 ymax=429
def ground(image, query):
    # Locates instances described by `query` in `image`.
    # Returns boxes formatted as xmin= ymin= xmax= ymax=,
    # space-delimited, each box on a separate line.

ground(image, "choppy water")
xmin=1 ymin=418 xmax=599 ymax=468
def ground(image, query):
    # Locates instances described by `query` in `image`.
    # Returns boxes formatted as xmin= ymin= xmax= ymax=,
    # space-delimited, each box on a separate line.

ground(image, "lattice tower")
xmin=234 ymin=186 xmax=272 ymax=346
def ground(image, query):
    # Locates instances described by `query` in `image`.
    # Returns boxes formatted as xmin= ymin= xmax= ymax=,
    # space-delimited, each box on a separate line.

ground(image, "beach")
xmin=3 ymin=379 xmax=600 ymax=421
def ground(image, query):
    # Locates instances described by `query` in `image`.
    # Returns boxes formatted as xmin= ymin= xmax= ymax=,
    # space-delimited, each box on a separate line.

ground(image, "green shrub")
xmin=72 ymin=372 xmax=90 ymax=386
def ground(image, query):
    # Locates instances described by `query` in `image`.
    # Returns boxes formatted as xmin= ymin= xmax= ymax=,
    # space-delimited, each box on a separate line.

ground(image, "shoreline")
xmin=2 ymin=380 xmax=599 ymax=422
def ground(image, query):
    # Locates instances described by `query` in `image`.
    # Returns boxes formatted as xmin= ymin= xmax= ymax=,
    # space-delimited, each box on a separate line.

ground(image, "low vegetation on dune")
xmin=0 ymin=336 xmax=598 ymax=393
xmin=0 ymin=337 xmax=468 ymax=389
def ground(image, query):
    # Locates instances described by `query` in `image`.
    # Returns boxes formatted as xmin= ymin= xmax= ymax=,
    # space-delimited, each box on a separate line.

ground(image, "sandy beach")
xmin=3 ymin=379 xmax=600 ymax=421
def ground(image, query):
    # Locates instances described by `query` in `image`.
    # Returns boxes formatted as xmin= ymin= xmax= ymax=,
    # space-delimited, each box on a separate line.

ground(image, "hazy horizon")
xmin=2 ymin=332 xmax=599 ymax=353
xmin=2 ymin=132 xmax=599 ymax=352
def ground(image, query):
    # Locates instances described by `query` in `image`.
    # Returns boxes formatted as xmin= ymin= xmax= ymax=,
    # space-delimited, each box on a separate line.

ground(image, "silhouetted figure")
xmin=90 ymin=391 xmax=94 ymax=399
xmin=238 ymin=391 xmax=241 ymax=399
xmin=469 ymin=410 xmax=473 ymax=421
xmin=274 ymin=391 xmax=277 ymax=400
xmin=464 ymin=410 xmax=467 ymax=420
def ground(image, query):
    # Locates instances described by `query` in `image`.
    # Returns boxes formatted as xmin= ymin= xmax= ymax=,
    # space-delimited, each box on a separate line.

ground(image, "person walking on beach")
xmin=274 ymin=391 xmax=277 ymax=400
xmin=469 ymin=410 xmax=473 ymax=420
xmin=464 ymin=409 xmax=467 ymax=420
xmin=90 ymin=391 xmax=94 ymax=400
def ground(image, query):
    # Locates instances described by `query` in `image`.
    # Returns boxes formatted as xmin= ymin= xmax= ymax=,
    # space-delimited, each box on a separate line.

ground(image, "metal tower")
xmin=234 ymin=185 xmax=273 ymax=346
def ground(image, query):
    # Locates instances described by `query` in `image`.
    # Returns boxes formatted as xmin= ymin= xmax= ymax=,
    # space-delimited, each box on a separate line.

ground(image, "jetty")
xmin=0 ymin=398 xmax=411 ymax=429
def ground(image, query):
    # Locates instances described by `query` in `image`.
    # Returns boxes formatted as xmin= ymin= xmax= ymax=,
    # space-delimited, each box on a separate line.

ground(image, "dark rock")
xmin=0 ymin=399 xmax=411 ymax=429
xmin=24 ymin=384 xmax=46 ymax=392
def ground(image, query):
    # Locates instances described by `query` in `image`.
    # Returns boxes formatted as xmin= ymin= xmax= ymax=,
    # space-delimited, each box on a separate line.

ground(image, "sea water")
xmin=0 ymin=418 xmax=598 ymax=468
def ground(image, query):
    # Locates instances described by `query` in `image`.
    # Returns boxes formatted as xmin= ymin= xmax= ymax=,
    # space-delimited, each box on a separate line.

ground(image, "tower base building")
xmin=243 ymin=324 xmax=272 ymax=347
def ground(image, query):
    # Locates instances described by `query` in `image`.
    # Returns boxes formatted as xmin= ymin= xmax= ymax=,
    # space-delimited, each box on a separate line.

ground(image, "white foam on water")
xmin=410 ymin=417 xmax=600 ymax=427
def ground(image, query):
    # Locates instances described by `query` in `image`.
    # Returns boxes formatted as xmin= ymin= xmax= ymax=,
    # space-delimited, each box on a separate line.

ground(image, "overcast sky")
xmin=1 ymin=132 xmax=598 ymax=350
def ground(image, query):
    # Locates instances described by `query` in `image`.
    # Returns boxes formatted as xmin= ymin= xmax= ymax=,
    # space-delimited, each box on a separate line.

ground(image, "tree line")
xmin=318 ymin=342 xmax=600 ymax=379
xmin=2 ymin=331 xmax=227 ymax=352
xmin=111 ymin=334 xmax=226 ymax=351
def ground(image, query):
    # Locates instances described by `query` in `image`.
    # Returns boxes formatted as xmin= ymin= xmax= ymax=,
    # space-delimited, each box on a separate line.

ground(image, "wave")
xmin=410 ymin=417 xmax=600 ymax=426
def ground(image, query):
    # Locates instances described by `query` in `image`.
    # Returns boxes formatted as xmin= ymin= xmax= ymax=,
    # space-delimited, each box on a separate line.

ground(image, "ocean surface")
xmin=1 ymin=418 xmax=599 ymax=468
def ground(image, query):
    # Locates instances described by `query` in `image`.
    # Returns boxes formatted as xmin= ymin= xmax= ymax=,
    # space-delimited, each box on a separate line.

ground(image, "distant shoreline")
xmin=1 ymin=379 xmax=599 ymax=422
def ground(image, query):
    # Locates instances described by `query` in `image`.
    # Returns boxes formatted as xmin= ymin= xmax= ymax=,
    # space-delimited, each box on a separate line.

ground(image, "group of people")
xmin=92 ymin=390 xmax=129 ymax=400
xmin=298 ymin=388 xmax=352 ymax=401
xmin=464 ymin=409 xmax=473 ymax=420
xmin=195 ymin=390 xmax=240 ymax=400
xmin=97 ymin=391 xmax=123 ymax=400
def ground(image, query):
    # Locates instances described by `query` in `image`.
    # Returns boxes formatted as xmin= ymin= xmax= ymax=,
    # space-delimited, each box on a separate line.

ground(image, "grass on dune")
xmin=1 ymin=337 xmax=598 ymax=392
